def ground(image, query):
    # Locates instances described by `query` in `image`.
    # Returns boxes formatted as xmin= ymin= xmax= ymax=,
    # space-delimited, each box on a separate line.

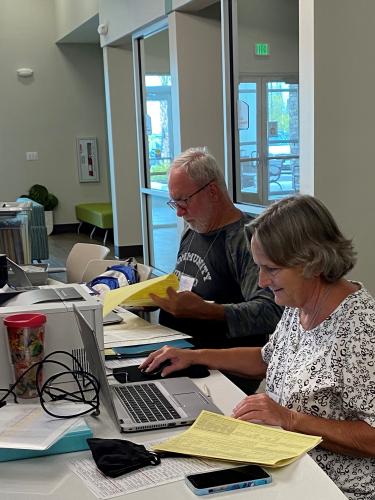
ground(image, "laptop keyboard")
xmin=114 ymin=383 xmax=182 ymax=423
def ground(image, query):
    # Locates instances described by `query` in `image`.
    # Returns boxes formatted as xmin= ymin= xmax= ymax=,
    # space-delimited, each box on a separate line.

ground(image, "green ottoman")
xmin=75 ymin=203 xmax=113 ymax=246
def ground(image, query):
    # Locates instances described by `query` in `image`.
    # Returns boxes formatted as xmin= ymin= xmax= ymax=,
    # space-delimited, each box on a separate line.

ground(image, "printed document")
xmin=104 ymin=322 xmax=190 ymax=348
xmin=70 ymin=451 xmax=226 ymax=499
xmin=105 ymin=357 xmax=146 ymax=370
xmin=103 ymin=274 xmax=179 ymax=316
xmin=0 ymin=404 xmax=82 ymax=450
xmin=152 ymin=410 xmax=322 ymax=467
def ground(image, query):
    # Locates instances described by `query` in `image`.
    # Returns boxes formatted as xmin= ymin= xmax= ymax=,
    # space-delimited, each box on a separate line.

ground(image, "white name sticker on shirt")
xmin=179 ymin=274 xmax=195 ymax=292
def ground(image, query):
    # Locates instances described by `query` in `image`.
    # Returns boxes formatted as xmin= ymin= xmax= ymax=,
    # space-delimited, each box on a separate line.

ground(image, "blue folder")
xmin=0 ymin=420 xmax=92 ymax=462
xmin=105 ymin=338 xmax=194 ymax=359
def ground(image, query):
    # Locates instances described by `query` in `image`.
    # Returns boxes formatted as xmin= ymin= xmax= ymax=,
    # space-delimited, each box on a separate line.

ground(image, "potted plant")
xmin=26 ymin=184 xmax=58 ymax=235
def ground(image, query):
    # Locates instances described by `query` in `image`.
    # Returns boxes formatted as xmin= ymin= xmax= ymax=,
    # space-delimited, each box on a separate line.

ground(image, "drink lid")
xmin=4 ymin=313 xmax=47 ymax=328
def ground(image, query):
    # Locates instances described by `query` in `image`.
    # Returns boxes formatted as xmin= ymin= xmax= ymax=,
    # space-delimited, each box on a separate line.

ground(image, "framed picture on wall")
xmin=76 ymin=137 xmax=100 ymax=182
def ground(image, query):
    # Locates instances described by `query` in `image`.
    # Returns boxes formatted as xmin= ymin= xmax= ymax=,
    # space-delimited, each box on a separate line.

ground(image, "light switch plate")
xmin=26 ymin=152 xmax=39 ymax=161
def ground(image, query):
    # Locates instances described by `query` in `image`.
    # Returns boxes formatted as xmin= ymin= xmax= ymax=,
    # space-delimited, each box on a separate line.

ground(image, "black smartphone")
xmin=185 ymin=464 xmax=271 ymax=496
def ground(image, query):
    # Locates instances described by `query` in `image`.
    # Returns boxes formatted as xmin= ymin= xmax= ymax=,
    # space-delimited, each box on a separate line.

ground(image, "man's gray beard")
xmin=187 ymin=220 xmax=208 ymax=234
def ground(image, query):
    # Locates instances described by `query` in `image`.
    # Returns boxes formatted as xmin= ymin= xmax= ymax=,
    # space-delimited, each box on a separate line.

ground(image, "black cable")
xmin=0 ymin=350 xmax=100 ymax=419
xmin=36 ymin=351 xmax=100 ymax=418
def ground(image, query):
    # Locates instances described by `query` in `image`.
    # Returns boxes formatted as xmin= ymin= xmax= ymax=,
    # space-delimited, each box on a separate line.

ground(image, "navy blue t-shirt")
xmin=159 ymin=215 xmax=282 ymax=349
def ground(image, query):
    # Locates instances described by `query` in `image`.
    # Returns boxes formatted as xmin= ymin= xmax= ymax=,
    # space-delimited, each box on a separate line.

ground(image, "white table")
xmin=0 ymin=311 xmax=347 ymax=499
xmin=0 ymin=370 xmax=347 ymax=499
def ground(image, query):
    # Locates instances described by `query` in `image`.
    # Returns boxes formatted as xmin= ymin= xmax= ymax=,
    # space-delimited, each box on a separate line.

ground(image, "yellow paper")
xmin=152 ymin=410 xmax=322 ymax=467
xmin=102 ymin=274 xmax=179 ymax=317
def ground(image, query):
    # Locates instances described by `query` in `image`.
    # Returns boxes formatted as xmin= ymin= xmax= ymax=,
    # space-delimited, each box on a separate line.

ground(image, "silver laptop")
xmin=6 ymin=257 xmax=36 ymax=290
xmin=73 ymin=305 xmax=222 ymax=432
xmin=103 ymin=310 xmax=124 ymax=325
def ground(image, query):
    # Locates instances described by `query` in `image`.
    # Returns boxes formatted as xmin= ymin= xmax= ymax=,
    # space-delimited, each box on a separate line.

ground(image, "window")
xmin=133 ymin=25 xmax=178 ymax=273
xmin=237 ymin=77 xmax=299 ymax=205
xmin=222 ymin=0 xmax=299 ymax=208
xmin=145 ymin=75 xmax=174 ymax=191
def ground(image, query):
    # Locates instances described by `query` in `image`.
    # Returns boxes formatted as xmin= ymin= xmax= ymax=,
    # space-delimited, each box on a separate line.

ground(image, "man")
xmin=150 ymin=147 xmax=282 ymax=393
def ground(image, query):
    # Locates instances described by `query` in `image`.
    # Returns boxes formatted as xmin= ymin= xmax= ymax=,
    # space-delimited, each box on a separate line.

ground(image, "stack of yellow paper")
xmin=103 ymin=273 xmax=179 ymax=317
xmin=152 ymin=411 xmax=322 ymax=468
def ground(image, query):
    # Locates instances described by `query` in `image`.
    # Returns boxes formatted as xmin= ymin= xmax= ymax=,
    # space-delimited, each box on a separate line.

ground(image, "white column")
xmin=103 ymin=46 xmax=142 ymax=257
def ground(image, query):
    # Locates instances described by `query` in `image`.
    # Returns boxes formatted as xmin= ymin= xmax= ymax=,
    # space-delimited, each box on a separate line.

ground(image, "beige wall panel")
xmin=300 ymin=0 xmax=375 ymax=292
xmin=103 ymin=47 xmax=142 ymax=248
xmin=98 ymin=0 xmax=165 ymax=46
xmin=169 ymin=11 xmax=224 ymax=170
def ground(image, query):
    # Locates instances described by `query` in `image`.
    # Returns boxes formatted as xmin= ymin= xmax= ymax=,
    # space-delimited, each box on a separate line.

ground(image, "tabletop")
xmin=0 ymin=311 xmax=347 ymax=500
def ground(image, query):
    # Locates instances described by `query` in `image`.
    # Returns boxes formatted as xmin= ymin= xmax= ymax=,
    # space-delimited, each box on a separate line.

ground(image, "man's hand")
xmin=149 ymin=287 xmax=223 ymax=319
xmin=232 ymin=393 xmax=295 ymax=431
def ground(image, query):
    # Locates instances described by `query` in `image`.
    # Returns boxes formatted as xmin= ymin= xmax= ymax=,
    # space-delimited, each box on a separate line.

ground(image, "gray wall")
xmin=103 ymin=46 xmax=142 ymax=254
xmin=98 ymin=0 xmax=218 ymax=46
xmin=0 ymin=0 xmax=109 ymax=225
xmin=98 ymin=0 xmax=165 ymax=46
xmin=144 ymin=29 xmax=170 ymax=74
xmin=55 ymin=0 xmax=99 ymax=40
xmin=300 ymin=0 xmax=375 ymax=293
xmin=238 ymin=0 xmax=298 ymax=74
xmin=170 ymin=11 xmax=224 ymax=167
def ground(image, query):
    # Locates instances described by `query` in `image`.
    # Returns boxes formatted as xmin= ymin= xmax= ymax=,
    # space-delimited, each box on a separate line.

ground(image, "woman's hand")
xmin=139 ymin=346 xmax=198 ymax=377
xmin=232 ymin=393 xmax=295 ymax=431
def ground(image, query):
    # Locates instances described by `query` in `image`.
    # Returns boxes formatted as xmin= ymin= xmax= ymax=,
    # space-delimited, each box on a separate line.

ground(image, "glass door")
xmin=145 ymin=76 xmax=173 ymax=190
xmin=238 ymin=80 xmax=261 ymax=203
xmin=222 ymin=0 xmax=299 ymax=208
xmin=266 ymin=79 xmax=299 ymax=201
xmin=133 ymin=25 xmax=178 ymax=273
xmin=237 ymin=77 xmax=299 ymax=205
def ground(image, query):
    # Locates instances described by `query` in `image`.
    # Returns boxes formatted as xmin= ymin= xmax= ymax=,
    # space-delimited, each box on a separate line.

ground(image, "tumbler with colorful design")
xmin=4 ymin=313 xmax=46 ymax=398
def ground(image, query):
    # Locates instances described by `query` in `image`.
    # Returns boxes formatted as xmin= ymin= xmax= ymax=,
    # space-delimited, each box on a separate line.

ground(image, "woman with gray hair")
xmin=142 ymin=194 xmax=375 ymax=499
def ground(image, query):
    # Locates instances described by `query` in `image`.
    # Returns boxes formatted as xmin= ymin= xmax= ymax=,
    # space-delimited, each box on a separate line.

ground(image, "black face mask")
xmin=87 ymin=438 xmax=161 ymax=478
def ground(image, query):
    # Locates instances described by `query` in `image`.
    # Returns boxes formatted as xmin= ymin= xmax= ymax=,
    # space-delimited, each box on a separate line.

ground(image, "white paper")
xmin=105 ymin=357 xmax=146 ymax=369
xmin=69 ymin=454 xmax=224 ymax=499
xmin=103 ymin=325 xmax=190 ymax=347
xmin=0 ymin=403 xmax=82 ymax=450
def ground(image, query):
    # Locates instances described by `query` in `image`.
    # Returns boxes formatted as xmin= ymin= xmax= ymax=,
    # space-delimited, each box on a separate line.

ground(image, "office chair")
xmin=49 ymin=243 xmax=110 ymax=283
xmin=82 ymin=259 xmax=152 ymax=283
xmin=82 ymin=258 xmax=154 ymax=320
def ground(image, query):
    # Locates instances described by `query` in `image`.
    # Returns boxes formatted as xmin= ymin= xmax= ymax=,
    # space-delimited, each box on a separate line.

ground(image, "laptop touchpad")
xmin=174 ymin=392 xmax=206 ymax=410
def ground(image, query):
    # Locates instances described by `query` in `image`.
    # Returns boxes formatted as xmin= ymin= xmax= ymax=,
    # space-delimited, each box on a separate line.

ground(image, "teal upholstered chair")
xmin=17 ymin=197 xmax=49 ymax=261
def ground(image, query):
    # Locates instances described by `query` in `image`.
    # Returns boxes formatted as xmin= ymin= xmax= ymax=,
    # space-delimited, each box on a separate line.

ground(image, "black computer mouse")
xmin=112 ymin=360 xmax=171 ymax=384
xmin=144 ymin=359 xmax=172 ymax=376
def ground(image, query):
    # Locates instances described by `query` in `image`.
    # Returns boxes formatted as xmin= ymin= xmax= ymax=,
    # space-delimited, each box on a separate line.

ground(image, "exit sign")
xmin=255 ymin=43 xmax=270 ymax=56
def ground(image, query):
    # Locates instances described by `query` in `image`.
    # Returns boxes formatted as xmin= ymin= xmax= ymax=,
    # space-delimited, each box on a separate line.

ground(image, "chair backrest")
xmin=137 ymin=262 xmax=153 ymax=282
xmin=66 ymin=243 xmax=110 ymax=283
xmin=81 ymin=258 xmax=152 ymax=284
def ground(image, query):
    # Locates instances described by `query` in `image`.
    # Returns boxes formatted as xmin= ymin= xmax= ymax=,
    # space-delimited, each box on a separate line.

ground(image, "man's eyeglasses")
xmin=167 ymin=179 xmax=214 ymax=210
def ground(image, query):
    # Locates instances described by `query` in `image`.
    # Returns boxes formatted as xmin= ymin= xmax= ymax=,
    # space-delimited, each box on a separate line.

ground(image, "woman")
xmin=141 ymin=195 xmax=375 ymax=499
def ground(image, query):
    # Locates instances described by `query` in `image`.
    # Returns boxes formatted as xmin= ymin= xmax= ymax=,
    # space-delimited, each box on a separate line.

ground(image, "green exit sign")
xmin=255 ymin=43 xmax=270 ymax=56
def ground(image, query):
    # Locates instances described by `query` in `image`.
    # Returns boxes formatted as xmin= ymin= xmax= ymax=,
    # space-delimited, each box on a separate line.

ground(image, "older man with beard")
xmin=149 ymin=147 xmax=283 ymax=394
